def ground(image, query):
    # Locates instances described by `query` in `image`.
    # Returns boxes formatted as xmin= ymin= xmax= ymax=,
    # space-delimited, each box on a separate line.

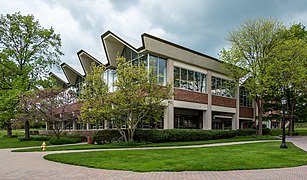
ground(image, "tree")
xmin=80 ymin=57 xmax=172 ymax=142
xmin=0 ymin=12 xmax=63 ymax=138
xmin=19 ymin=88 xmax=77 ymax=138
xmin=265 ymin=23 xmax=307 ymax=134
xmin=219 ymin=18 xmax=285 ymax=135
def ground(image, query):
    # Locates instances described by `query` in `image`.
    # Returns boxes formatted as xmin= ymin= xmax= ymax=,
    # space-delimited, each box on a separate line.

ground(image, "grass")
xmin=13 ymin=135 xmax=277 ymax=152
xmin=270 ymin=128 xmax=307 ymax=136
xmin=44 ymin=142 xmax=307 ymax=172
xmin=0 ymin=136 xmax=49 ymax=149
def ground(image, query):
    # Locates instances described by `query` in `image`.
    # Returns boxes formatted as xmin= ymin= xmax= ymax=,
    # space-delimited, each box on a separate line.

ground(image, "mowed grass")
xmin=0 ymin=137 xmax=48 ymax=149
xmin=14 ymin=136 xmax=278 ymax=152
xmin=44 ymin=142 xmax=307 ymax=172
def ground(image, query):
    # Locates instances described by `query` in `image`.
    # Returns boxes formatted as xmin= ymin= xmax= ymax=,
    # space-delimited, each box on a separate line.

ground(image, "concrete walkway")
xmin=0 ymin=137 xmax=307 ymax=180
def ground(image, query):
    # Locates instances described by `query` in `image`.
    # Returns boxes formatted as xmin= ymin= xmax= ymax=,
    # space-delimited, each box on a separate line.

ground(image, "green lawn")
xmin=44 ymin=142 xmax=307 ymax=172
xmin=13 ymin=136 xmax=278 ymax=152
xmin=270 ymin=128 xmax=307 ymax=136
xmin=0 ymin=136 xmax=48 ymax=149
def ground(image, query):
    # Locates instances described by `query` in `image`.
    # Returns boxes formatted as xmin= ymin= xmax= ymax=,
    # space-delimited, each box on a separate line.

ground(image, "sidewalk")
xmin=0 ymin=137 xmax=306 ymax=180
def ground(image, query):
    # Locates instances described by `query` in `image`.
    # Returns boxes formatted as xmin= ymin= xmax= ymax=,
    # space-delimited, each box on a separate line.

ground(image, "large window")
xmin=174 ymin=66 xmax=206 ymax=93
xmin=239 ymin=87 xmax=252 ymax=107
xmin=121 ymin=47 xmax=167 ymax=85
xmin=103 ymin=69 xmax=117 ymax=92
xmin=75 ymin=76 xmax=84 ymax=96
xmin=211 ymin=76 xmax=235 ymax=98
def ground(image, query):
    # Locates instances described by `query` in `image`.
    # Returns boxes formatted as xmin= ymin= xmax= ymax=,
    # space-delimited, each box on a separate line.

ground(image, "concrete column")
xmin=203 ymin=70 xmax=212 ymax=130
xmin=62 ymin=121 xmax=65 ymax=130
xmin=164 ymin=103 xmax=174 ymax=129
xmin=45 ymin=122 xmax=49 ymax=130
xmin=163 ymin=58 xmax=174 ymax=129
xmin=72 ymin=119 xmax=76 ymax=130
xmin=104 ymin=120 xmax=109 ymax=129
xmin=86 ymin=120 xmax=90 ymax=130
xmin=232 ymin=86 xmax=240 ymax=130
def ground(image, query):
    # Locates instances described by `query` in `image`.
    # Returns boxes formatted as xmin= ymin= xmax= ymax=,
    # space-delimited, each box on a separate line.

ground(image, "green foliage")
xmin=80 ymin=57 xmax=172 ymax=142
xmin=0 ymin=12 xmax=63 ymax=137
xmin=49 ymin=136 xmax=82 ymax=145
xmin=93 ymin=129 xmax=256 ymax=144
xmin=18 ymin=135 xmax=51 ymax=142
xmin=220 ymin=18 xmax=285 ymax=135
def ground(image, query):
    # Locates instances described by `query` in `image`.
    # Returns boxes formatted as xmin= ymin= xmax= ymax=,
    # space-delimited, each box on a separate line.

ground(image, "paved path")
xmin=1 ymin=137 xmax=307 ymax=180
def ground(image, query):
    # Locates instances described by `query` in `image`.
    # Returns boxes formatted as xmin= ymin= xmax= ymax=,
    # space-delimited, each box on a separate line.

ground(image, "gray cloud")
xmin=1 ymin=0 xmax=307 ymax=76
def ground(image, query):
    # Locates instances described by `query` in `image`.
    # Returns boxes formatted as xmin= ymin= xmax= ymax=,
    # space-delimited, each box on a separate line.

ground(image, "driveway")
xmin=1 ymin=137 xmax=307 ymax=180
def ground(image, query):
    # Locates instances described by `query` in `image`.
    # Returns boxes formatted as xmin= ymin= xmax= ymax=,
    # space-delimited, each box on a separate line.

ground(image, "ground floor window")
xmin=174 ymin=108 xmax=203 ymax=129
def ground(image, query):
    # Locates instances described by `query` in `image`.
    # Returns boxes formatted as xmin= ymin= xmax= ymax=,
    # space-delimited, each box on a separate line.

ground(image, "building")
xmin=49 ymin=31 xmax=255 ymax=131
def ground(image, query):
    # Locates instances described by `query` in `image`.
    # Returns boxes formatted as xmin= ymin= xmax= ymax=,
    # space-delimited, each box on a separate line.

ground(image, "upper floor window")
xmin=174 ymin=66 xmax=206 ymax=93
xmin=75 ymin=75 xmax=84 ymax=96
xmin=211 ymin=76 xmax=235 ymax=98
xmin=103 ymin=69 xmax=117 ymax=92
xmin=239 ymin=87 xmax=252 ymax=107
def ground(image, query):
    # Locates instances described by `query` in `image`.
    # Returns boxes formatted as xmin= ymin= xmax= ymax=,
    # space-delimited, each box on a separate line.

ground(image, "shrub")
xmin=49 ymin=137 xmax=82 ymax=145
xmin=19 ymin=135 xmax=51 ymax=141
xmin=236 ymin=128 xmax=256 ymax=136
xmin=262 ymin=128 xmax=270 ymax=135
xmin=93 ymin=130 xmax=123 ymax=144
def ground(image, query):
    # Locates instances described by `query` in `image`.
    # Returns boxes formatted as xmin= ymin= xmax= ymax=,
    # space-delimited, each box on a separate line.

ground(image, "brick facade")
xmin=239 ymin=107 xmax=254 ymax=118
xmin=212 ymin=95 xmax=236 ymax=108
xmin=174 ymin=88 xmax=208 ymax=104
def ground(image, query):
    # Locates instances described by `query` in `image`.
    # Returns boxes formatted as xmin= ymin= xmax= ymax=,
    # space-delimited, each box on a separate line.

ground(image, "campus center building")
xmin=50 ymin=31 xmax=255 ymax=131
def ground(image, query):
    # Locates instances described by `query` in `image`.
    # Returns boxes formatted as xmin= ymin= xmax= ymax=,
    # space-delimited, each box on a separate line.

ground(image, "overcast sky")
xmin=1 ymin=0 xmax=307 ymax=78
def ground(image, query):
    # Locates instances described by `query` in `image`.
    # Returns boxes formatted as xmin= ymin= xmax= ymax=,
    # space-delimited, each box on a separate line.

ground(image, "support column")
xmin=86 ymin=120 xmax=90 ymax=130
xmin=72 ymin=119 xmax=76 ymax=130
xmin=164 ymin=58 xmax=174 ymax=129
xmin=104 ymin=120 xmax=109 ymax=129
xmin=45 ymin=122 xmax=49 ymax=130
xmin=203 ymin=70 xmax=212 ymax=130
xmin=62 ymin=121 xmax=65 ymax=130
xmin=232 ymin=86 xmax=240 ymax=130
xmin=164 ymin=103 xmax=174 ymax=129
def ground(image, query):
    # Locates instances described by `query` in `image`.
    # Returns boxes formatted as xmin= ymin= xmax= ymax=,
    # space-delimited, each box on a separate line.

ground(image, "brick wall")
xmin=239 ymin=107 xmax=254 ymax=118
xmin=212 ymin=95 xmax=236 ymax=108
xmin=174 ymin=88 xmax=208 ymax=104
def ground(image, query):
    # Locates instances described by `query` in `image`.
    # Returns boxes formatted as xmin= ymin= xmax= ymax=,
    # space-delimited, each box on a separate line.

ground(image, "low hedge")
xmin=93 ymin=129 xmax=256 ymax=144
xmin=49 ymin=137 xmax=82 ymax=145
xmin=19 ymin=135 xmax=51 ymax=142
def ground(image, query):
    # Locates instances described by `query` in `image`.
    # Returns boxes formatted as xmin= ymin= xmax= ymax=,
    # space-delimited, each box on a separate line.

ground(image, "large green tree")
xmin=265 ymin=23 xmax=307 ymax=134
xmin=0 ymin=12 xmax=63 ymax=137
xmin=219 ymin=18 xmax=285 ymax=135
xmin=80 ymin=57 xmax=172 ymax=142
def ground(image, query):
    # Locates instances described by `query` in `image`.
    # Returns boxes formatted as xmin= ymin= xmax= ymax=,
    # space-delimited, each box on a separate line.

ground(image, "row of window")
xmin=239 ymin=87 xmax=253 ymax=107
xmin=103 ymin=69 xmax=117 ymax=92
xmin=122 ymin=47 xmax=167 ymax=85
xmin=211 ymin=77 xmax=235 ymax=98
xmin=174 ymin=66 xmax=206 ymax=93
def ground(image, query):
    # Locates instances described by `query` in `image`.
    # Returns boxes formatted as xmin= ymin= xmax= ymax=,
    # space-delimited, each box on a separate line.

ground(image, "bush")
xmin=262 ymin=128 xmax=270 ymax=135
xmin=93 ymin=129 xmax=245 ymax=144
xmin=49 ymin=137 xmax=82 ymax=145
xmin=93 ymin=130 xmax=123 ymax=144
xmin=236 ymin=129 xmax=256 ymax=136
xmin=19 ymin=135 xmax=51 ymax=142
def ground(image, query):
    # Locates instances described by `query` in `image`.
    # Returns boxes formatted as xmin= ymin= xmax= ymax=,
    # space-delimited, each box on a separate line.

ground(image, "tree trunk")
xmin=257 ymin=98 xmax=263 ymax=136
xmin=24 ymin=120 xmax=30 ymax=138
xmin=6 ymin=123 xmax=12 ymax=137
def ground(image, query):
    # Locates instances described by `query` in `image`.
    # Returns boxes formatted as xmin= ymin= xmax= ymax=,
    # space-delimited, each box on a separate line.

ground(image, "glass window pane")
xmin=188 ymin=70 xmax=194 ymax=90
xmin=180 ymin=68 xmax=187 ymax=89
xmin=211 ymin=77 xmax=216 ymax=94
xmin=195 ymin=72 xmax=200 ymax=92
xmin=158 ymin=58 xmax=166 ymax=85
xmin=174 ymin=66 xmax=180 ymax=87
xmin=149 ymin=55 xmax=158 ymax=75
xmin=201 ymin=73 xmax=206 ymax=93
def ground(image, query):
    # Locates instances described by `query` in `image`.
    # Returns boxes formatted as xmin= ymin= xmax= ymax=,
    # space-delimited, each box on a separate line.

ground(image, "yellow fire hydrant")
xmin=41 ymin=142 xmax=46 ymax=151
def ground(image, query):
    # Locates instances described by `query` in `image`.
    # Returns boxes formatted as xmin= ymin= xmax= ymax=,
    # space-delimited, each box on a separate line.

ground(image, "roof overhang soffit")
xmin=78 ymin=50 xmax=101 ymax=75
xmin=61 ymin=64 xmax=83 ymax=86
